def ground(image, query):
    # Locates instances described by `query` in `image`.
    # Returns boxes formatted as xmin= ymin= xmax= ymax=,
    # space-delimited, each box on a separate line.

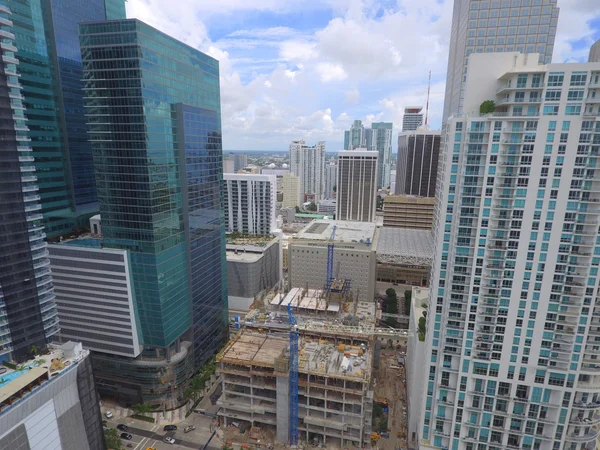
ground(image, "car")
xmin=163 ymin=437 xmax=176 ymax=444
xmin=104 ymin=410 xmax=113 ymax=419
xmin=117 ymin=424 xmax=128 ymax=431
xmin=145 ymin=448 xmax=157 ymax=450
xmin=163 ymin=425 xmax=177 ymax=431
xmin=120 ymin=433 xmax=132 ymax=440
xmin=184 ymin=425 xmax=196 ymax=433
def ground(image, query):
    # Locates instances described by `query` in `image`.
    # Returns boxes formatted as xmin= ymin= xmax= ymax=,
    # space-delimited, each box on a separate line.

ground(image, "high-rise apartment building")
xmin=231 ymin=153 xmax=248 ymax=172
xmin=223 ymin=174 xmax=277 ymax=235
xmin=336 ymin=150 xmax=378 ymax=222
xmin=344 ymin=119 xmax=365 ymax=150
xmin=372 ymin=122 xmax=393 ymax=188
xmin=0 ymin=4 xmax=59 ymax=362
xmin=396 ymin=131 xmax=441 ymax=197
xmin=442 ymin=0 xmax=559 ymax=122
xmin=79 ymin=19 xmax=228 ymax=408
xmin=324 ymin=161 xmax=338 ymax=200
xmin=282 ymin=172 xmax=301 ymax=208
xmin=417 ymin=52 xmax=600 ymax=450
xmin=289 ymin=139 xmax=326 ymax=202
xmin=590 ymin=39 xmax=600 ymax=63
xmin=5 ymin=0 xmax=126 ymax=237
xmin=403 ymin=107 xmax=424 ymax=131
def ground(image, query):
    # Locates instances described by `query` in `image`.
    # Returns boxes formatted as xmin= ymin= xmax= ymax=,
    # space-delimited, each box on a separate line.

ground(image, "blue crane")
xmin=326 ymin=225 xmax=337 ymax=290
xmin=287 ymin=303 xmax=299 ymax=446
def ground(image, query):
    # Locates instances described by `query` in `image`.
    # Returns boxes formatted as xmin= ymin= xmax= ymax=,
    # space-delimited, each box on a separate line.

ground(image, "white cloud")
xmin=316 ymin=62 xmax=348 ymax=82
xmin=125 ymin=0 xmax=600 ymax=150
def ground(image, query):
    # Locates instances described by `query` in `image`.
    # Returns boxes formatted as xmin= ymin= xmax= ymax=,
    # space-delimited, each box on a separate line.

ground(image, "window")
xmin=570 ymin=72 xmax=587 ymax=86
xmin=565 ymin=104 xmax=581 ymax=116
xmin=545 ymin=90 xmax=561 ymax=101
xmin=547 ymin=72 xmax=564 ymax=87
xmin=532 ymin=73 xmax=542 ymax=88
xmin=543 ymin=105 xmax=559 ymax=116
xmin=567 ymin=89 xmax=584 ymax=101
xmin=517 ymin=74 xmax=528 ymax=88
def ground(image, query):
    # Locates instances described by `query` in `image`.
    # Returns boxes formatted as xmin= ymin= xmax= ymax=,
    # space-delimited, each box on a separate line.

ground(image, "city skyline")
xmin=124 ymin=0 xmax=600 ymax=151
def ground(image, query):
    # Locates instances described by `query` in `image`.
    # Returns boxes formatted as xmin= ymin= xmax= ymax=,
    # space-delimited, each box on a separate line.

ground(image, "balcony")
xmin=565 ymin=428 xmax=600 ymax=442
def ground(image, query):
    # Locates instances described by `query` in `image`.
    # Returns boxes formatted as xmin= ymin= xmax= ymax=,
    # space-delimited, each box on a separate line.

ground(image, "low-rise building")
xmin=383 ymin=195 xmax=435 ymax=230
xmin=317 ymin=199 xmax=336 ymax=214
xmin=0 ymin=342 xmax=104 ymax=450
xmin=226 ymin=235 xmax=281 ymax=312
xmin=376 ymin=228 xmax=434 ymax=287
xmin=288 ymin=220 xmax=378 ymax=302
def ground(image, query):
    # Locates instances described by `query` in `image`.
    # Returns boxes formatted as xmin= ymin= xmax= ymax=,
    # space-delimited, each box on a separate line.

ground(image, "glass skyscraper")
xmin=371 ymin=122 xmax=393 ymax=189
xmin=443 ymin=0 xmax=559 ymax=122
xmin=79 ymin=19 xmax=228 ymax=408
xmin=4 ymin=0 xmax=126 ymax=237
xmin=0 ymin=4 xmax=58 ymax=362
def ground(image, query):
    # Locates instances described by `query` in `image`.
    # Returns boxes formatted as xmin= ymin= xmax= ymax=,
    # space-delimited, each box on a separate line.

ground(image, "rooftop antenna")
xmin=425 ymin=70 xmax=431 ymax=128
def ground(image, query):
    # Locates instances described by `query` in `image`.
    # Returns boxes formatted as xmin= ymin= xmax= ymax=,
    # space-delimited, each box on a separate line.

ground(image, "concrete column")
xmin=276 ymin=375 xmax=290 ymax=443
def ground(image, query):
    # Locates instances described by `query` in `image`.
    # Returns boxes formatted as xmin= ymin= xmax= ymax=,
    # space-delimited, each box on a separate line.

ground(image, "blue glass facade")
xmin=79 ymin=19 xmax=227 ymax=406
xmin=45 ymin=0 xmax=126 ymax=210
xmin=4 ymin=0 xmax=126 ymax=236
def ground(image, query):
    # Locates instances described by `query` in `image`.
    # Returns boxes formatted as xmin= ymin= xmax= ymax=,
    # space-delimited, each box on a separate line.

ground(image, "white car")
xmin=163 ymin=436 xmax=176 ymax=444
xmin=104 ymin=410 xmax=113 ymax=419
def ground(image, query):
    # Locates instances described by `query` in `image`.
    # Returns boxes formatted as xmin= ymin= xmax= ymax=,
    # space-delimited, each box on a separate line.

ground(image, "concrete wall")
xmin=227 ymin=240 xmax=281 ymax=308
xmin=288 ymin=241 xmax=376 ymax=302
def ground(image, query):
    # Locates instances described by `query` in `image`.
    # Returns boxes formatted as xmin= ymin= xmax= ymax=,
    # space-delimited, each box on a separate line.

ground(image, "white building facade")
xmin=325 ymin=161 xmax=338 ymax=200
xmin=223 ymin=174 xmax=277 ymax=235
xmin=403 ymin=107 xmax=424 ymax=132
xmin=289 ymin=139 xmax=326 ymax=202
xmin=336 ymin=150 xmax=378 ymax=222
xmin=442 ymin=0 xmax=559 ymax=122
xmin=419 ymin=52 xmax=600 ymax=450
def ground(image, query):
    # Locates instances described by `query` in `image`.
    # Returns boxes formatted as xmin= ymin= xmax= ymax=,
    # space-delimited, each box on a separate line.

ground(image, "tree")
xmin=295 ymin=206 xmax=300 ymax=213
xmin=385 ymin=317 xmax=397 ymax=328
xmin=385 ymin=288 xmax=397 ymax=299
xmin=404 ymin=290 xmax=412 ymax=316
xmin=377 ymin=195 xmax=384 ymax=210
xmin=307 ymin=202 xmax=317 ymax=212
xmin=104 ymin=428 xmax=123 ymax=450
xmin=480 ymin=100 xmax=496 ymax=114
xmin=132 ymin=402 xmax=152 ymax=417
xmin=418 ymin=317 xmax=426 ymax=334
xmin=30 ymin=345 xmax=40 ymax=356
xmin=332 ymin=185 xmax=336 ymax=193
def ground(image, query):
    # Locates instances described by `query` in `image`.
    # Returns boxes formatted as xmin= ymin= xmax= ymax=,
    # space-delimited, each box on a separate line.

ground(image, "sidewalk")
xmin=100 ymin=375 xmax=220 ymax=425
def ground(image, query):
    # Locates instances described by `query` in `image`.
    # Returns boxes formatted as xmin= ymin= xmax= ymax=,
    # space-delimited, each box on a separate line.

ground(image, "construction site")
xmin=215 ymin=222 xmax=410 ymax=450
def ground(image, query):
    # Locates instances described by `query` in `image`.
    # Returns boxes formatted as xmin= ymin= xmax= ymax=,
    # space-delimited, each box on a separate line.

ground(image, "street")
xmin=105 ymin=410 xmax=221 ymax=450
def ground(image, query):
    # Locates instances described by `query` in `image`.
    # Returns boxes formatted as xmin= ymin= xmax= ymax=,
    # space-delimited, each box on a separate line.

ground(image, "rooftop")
xmin=294 ymin=220 xmax=377 ymax=244
xmin=376 ymin=227 xmax=434 ymax=266
xmin=0 ymin=342 xmax=89 ymax=412
xmin=218 ymin=331 xmax=371 ymax=381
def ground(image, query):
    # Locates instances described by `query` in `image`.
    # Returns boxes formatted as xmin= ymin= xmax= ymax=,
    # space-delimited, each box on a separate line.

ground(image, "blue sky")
xmin=127 ymin=0 xmax=600 ymax=152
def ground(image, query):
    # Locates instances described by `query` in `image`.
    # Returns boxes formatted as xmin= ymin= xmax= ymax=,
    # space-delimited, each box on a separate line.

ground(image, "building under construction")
xmin=216 ymin=287 xmax=400 ymax=449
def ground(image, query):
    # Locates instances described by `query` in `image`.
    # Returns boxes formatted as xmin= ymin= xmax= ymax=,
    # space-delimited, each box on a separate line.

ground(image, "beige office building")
xmin=282 ymin=172 xmax=301 ymax=208
xmin=336 ymin=150 xmax=378 ymax=222
xmin=288 ymin=220 xmax=378 ymax=302
xmin=383 ymin=195 xmax=435 ymax=230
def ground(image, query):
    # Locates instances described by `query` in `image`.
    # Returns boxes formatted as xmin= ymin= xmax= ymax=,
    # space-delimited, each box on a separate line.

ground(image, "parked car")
xmin=120 ymin=433 xmax=133 ymax=440
xmin=163 ymin=436 xmax=176 ymax=444
xmin=104 ymin=410 xmax=113 ymax=419
xmin=184 ymin=425 xmax=196 ymax=433
xmin=163 ymin=425 xmax=177 ymax=431
xmin=117 ymin=424 xmax=128 ymax=431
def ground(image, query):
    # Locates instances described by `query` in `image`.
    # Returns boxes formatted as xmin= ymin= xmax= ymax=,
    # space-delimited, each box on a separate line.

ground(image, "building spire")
xmin=425 ymin=70 xmax=431 ymax=128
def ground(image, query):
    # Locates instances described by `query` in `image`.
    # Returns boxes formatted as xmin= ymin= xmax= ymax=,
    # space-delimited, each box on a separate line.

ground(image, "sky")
xmin=125 ymin=0 xmax=600 ymax=152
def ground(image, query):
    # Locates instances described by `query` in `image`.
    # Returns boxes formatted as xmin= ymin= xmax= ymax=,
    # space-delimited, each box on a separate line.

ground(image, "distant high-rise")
xmin=396 ymin=131 xmax=441 ymax=197
xmin=223 ymin=174 xmax=277 ymax=235
xmin=371 ymin=122 xmax=393 ymax=188
xmin=289 ymin=140 xmax=326 ymax=202
xmin=344 ymin=120 xmax=365 ymax=150
xmin=336 ymin=150 xmax=378 ymax=222
xmin=324 ymin=162 xmax=338 ymax=200
xmin=590 ymin=39 xmax=600 ymax=63
xmin=282 ymin=173 xmax=301 ymax=208
xmin=442 ymin=0 xmax=559 ymax=122
xmin=0 ymin=4 xmax=59 ymax=362
xmin=80 ymin=19 xmax=228 ymax=408
xmin=402 ymin=107 xmax=424 ymax=131
xmin=5 ymin=0 xmax=127 ymax=237
xmin=417 ymin=52 xmax=600 ymax=450
xmin=232 ymin=153 xmax=248 ymax=172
